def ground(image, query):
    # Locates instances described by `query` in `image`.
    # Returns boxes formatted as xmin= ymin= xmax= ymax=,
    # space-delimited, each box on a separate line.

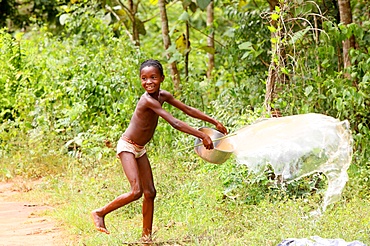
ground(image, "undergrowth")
xmin=1 ymin=135 xmax=370 ymax=245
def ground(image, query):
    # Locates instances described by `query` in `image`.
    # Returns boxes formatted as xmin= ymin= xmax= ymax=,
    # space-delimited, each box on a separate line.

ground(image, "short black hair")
xmin=140 ymin=59 xmax=164 ymax=76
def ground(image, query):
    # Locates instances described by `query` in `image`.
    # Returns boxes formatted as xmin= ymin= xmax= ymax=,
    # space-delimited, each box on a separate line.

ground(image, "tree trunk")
xmin=206 ymin=1 xmax=214 ymax=79
xmin=114 ymin=0 xmax=140 ymax=46
xmin=185 ymin=16 xmax=190 ymax=82
xmin=158 ymin=0 xmax=181 ymax=92
xmin=128 ymin=0 xmax=140 ymax=46
xmin=338 ymin=0 xmax=355 ymax=70
xmin=264 ymin=0 xmax=279 ymax=115
xmin=264 ymin=0 xmax=288 ymax=117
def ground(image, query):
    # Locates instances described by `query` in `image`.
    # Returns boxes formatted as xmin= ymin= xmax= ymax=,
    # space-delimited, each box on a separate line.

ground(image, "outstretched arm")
xmin=144 ymin=95 xmax=215 ymax=149
xmin=162 ymin=90 xmax=228 ymax=134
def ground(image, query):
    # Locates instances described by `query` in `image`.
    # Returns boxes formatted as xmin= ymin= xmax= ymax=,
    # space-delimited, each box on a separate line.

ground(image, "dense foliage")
xmin=0 ymin=0 xmax=369 ymax=243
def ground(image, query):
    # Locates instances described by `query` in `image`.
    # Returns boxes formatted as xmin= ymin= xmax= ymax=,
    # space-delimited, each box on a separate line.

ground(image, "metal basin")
xmin=194 ymin=127 xmax=235 ymax=164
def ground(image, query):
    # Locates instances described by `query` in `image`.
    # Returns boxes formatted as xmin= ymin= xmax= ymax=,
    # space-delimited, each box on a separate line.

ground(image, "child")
xmin=91 ymin=59 xmax=227 ymax=241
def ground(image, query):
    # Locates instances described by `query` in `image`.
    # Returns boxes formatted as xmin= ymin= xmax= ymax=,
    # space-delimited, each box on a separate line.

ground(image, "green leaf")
xmin=281 ymin=67 xmax=289 ymax=75
xmin=238 ymin=42 xmax=252 ymax=50
xmin=196 ymin=0 xmax=211 ymax=10
xmin=136 ymin=18 xmax=146 ymax=35
xmin=178 ymin=11 xmax=190 ymax=22
xmin=289 ymin=27 xmax=309 ymax=44
xmin=321 ymin=59 xmax=330 ymax=68
xmin=358 ymin=123 xmax=363 ymax=131
xmin=293 ymin=5 xmax=313 ymax=16
xmin=271 ymin=13 xmax=279 ymax=21
xmin=102 ymin=13 xmax=111 ymax=25
xmin=335 ymin=98 xmax=343 ymax=110
xmin=241 ymin=52 xmax=250 ymax=60
xmin=362 ymin=73 xmax=370 ymax=83
xmin=267 ymin=26 xmax=277 ymax=33
xmin=182 ymin=0 xmax=192 ymax=9
xmin=304 ymin=85 xmax=313 ymax=96
xmin=199 ymin=46 xmax=215 ymax=54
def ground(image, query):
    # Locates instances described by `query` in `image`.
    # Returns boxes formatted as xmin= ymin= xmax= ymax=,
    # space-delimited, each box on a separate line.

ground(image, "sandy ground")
xmin=0 ymin=181 xmax=65 ymax=246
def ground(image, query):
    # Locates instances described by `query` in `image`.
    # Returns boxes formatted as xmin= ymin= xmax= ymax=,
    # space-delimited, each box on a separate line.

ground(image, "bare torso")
xmin=123 ymin=88 xmax=226 ymax=149
xmin=123 ymin=91 xmax=165 ymax=146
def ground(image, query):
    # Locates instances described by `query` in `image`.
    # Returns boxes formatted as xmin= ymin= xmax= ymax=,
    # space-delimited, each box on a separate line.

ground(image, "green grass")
xmin=1 ymin=141 xmax=370 ymax=245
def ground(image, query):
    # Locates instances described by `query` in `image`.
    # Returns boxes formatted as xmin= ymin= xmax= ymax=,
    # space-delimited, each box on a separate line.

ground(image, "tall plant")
xmin=260 ymin=0 xmax=370 ymax=165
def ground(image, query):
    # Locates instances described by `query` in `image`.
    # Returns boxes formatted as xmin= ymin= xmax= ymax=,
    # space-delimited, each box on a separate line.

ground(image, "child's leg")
xmin=91 ymin=152 xmax=143 ymax=234
xmin=137 ymin=153 xmax=156 ymax=240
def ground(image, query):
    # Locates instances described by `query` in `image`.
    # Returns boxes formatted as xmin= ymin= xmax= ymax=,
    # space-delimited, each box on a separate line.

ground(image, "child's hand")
xmin=216 ymin=122 xmax=228 ymax=135
xmin=202 ymin=135 xmax=214 ymax=150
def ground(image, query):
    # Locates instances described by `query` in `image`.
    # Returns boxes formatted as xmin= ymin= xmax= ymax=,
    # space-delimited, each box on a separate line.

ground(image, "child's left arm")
xmin=163 ymin=91 xmax=228 ymax=135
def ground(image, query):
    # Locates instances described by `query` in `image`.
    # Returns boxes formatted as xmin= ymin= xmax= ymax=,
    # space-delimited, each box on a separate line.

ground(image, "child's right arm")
xmin=143 ymin=94 xmax=215 ymax=149
xmin=161 ymin=90 xmax=228 ymax=135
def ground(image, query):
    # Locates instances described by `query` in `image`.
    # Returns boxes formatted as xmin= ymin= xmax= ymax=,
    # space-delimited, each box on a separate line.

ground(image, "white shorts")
xmin=116 ymin=137 xmax=146 ymax=159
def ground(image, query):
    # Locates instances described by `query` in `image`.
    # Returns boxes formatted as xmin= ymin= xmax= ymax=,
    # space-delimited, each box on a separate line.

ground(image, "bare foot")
xmin=91 ymin=210 xmax=110 ymax=234
xmin=141 ymin=234 xmax=153 ymax=245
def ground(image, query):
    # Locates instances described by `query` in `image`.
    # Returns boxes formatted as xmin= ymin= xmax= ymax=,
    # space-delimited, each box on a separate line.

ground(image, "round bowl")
xmin=194 ymin=127 xmax=235 ymax=164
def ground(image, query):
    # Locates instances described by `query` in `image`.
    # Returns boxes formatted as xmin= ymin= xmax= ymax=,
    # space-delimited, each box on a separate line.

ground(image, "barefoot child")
xmin=91 ymin=59 xmax=227 ymax=241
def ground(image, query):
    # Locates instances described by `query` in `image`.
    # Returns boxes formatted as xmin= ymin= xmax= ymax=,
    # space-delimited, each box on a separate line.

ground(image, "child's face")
xmin=140 ymin=66 xmax=164 ymax=94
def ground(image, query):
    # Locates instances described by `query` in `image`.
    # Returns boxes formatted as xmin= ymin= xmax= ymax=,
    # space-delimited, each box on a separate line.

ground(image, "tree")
xmin=174 ymin=0 xmax=212 ymax=82
xmin=0 ymin=0 xmax=17 ymax=30
xmin=264 ymin=0 xmax=287 ymax=116
xmin=105 ymin=0 xmax=145 ymax=46
xmin=206 ymin=1 xmax=215 ymax=79
xmin=158 ymin=0 xmax=181 ymax=91
xmin=0 ymin=0 xmax=65 ymax=32
xmin=338 ymin=0 xmax=355 ymax=77
xmin=180 ymin=2 xmax=192 ymax=81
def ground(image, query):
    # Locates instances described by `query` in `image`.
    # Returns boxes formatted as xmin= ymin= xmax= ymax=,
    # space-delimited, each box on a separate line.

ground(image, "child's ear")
xmin=161 ymin=75 xmax=165 ymax=81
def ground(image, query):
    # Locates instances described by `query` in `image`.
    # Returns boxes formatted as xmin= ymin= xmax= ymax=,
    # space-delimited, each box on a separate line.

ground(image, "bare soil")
xmin=0 ymin=181 xmax=64 ymax=246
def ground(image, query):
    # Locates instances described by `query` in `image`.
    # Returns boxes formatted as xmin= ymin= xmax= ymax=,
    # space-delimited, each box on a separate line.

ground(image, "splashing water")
xmin=229 ymin=113 xmax=353 ymax=214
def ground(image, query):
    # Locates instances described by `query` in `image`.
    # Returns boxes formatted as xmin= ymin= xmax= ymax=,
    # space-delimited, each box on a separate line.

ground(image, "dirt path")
xmin=0 ymin=181 xmax=64 ymax=246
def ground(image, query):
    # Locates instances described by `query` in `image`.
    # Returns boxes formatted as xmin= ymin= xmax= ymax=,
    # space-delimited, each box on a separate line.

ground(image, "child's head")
xmin=139 ymin=59 xmax=165 ymax=94
xmin=140 ymin=59 xmax=164 ymax=77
